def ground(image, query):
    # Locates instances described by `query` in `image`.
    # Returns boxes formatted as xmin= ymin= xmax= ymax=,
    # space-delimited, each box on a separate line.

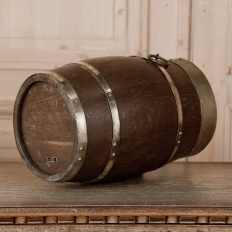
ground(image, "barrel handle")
xmin=148 ymin=54 xmax=170 ymax=68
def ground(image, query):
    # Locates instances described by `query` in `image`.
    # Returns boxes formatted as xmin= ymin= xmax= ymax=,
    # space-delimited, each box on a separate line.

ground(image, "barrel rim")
xmin=13 ymin=72 xmax=87 ymax=182
xmin=171 ymin=59 xmax=217 ymax=156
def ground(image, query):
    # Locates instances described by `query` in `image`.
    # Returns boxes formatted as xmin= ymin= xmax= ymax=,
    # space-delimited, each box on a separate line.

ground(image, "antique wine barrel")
xmin=13 ymin=54 xmax=217 ymax=183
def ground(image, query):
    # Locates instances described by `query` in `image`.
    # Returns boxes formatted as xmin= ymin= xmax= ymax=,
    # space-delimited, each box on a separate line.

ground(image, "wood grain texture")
xmin=84 ymin=56 xmax=178 ymax=181
xmin=82 ymin=56 xmax=203 ymax=180
xmin=166 ymin=62 xmax=201 ymax=161
xmin=14 ymin=56 xmax=210 ymax=181
xmin=21 ymin=81 xmax=76 ymax=175
xmin=1 ymin=162 xmax=232 ymax=206
xmin=0 ymin=225 xmax=232 ymax=232
xmin=0 ymin=162 xmax=232 ymax=230
xmin=53 ymin=64 xmax=113 ymax=182
xmin=0 ymin=0 xmax=148 ymax=70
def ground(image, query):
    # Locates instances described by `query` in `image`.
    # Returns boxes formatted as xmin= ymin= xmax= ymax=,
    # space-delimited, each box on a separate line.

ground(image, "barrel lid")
xmin=171 ymin=59 xmax=217 ymax=156
xmin=13 ymin=72 xmax=87 ymax=181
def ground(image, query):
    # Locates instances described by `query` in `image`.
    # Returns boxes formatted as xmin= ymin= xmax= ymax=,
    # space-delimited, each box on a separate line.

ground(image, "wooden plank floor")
xmin=0 ymin=162 xmax=232 ymax=230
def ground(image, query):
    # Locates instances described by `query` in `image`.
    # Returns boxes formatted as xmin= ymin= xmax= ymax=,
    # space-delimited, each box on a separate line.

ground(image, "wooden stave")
xmin=13 ymin=56 xmax=216 ymax=182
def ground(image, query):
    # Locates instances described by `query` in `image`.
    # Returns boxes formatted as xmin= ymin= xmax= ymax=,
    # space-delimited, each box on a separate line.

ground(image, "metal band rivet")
xmin=152 ymin=63 xmax=183 ymax=165
xmin=75 ymin=62 xmax=120 ymax=183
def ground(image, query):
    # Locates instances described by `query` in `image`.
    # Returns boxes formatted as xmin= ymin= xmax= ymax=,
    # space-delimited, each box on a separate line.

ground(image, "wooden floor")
xmin=0 ymin=162 xmax=232 ymax=231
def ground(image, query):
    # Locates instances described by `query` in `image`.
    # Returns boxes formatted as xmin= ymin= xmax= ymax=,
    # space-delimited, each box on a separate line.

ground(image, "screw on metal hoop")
xmin=148 ymin=54 xmax=169 ymax=68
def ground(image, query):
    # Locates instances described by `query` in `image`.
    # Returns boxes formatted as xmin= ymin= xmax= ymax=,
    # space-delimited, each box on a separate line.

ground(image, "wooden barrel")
xmin=13 ymin=55 xmax=217 ymax=183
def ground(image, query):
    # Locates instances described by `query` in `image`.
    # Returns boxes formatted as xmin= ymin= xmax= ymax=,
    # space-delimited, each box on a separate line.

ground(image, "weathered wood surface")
xmin=0 ymin=162 xmax=232 ymax=230
xmin=1 ymin=162 xmax=232 ymax=231
xmin=21 ymin=81 xmax=77 ymax=175
xmin=0 ymin=225 xmax=231 ymax=232
xmin=0 ymin=162 xmax=231 ymax=207
xmin=53 ymin=64 xmax=114 ymax=182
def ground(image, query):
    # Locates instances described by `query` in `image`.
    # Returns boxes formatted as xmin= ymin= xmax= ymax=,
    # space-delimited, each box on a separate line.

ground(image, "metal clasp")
xmin=148 ymin=54 xmax=169 ymax=68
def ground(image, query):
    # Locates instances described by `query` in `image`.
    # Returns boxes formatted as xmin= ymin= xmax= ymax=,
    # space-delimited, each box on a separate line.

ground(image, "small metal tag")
xmin=47 ymin=157 xmax=57 ymax=163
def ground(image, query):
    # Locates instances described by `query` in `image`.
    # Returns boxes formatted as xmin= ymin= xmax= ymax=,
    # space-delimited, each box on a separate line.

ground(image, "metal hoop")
xmin=75 ymin=62 xmax=120 ymax=183
xmin=148 ymin=58 xmax=183 ymax=166
xmin=170 ymin=59 xmax=217 ymax=157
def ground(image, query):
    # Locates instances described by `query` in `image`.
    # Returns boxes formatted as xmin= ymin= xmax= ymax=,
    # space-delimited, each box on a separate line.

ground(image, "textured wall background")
xmin=0 ymin=0 xmax=231 ymax=162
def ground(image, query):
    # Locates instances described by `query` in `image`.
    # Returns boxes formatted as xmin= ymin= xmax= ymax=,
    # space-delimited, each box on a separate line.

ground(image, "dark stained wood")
xmin=15 ymin=56 xmax=204 ymax=182
xmin=0 ymin=162 xmax=232 ymax=231
xmin=21 ymin=81 xmax=76 ymax=175
xmin=84 ymin=57 xmax=178 ymax=181
xmin=53 ymin=64 xmax=113 ymax=182
xmin=166 ymin=62 xmax=201 ymax=161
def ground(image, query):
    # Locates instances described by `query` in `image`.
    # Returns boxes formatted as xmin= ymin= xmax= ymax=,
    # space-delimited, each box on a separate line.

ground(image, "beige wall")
xmin=0 ymin=0 xmax=231 ymax=162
